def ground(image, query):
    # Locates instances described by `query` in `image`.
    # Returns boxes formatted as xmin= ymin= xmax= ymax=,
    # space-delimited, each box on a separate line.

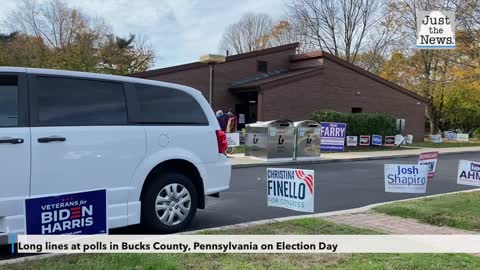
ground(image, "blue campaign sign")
xmin=25 ymin=189 xmax=107 ymax=235
xmin=320 ymin=122 xmax=347 ymax=152
xmin=372 ymin=135 xmax=383 ymax=146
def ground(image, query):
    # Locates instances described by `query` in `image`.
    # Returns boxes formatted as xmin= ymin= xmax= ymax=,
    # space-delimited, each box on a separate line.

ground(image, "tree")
xmin=219 ymin=13 xmax=274 ymax=55
xmin=287 ymin=0 xmax=384 ymax=63
xmin=1 ymin=0 xmax=154 ymax=74
xmin=383 ymin=0 xmax=478 ymax=134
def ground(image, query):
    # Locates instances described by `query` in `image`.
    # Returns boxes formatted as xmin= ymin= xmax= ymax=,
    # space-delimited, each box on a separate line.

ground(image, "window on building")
xmin=257 ymin=60 xmax=268 ymax=73
xmin=0 ymin=76 xmax=18 ymax=127
xmin=352 ymin=107 xmax=363 ymax=113
xmin=35 ymin=76 xmax=127 ymax=126
xmin=134 ymin=84 xmax=208 ymax=125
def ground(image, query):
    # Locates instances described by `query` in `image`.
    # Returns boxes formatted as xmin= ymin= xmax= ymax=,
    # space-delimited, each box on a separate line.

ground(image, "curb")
xmin=1 ymin=188 xmax=479 ymax=266
xmin=186 ymin=187 xmax=480 ymax=234
xmin=231 ymin=149 xmax=480 ymax=168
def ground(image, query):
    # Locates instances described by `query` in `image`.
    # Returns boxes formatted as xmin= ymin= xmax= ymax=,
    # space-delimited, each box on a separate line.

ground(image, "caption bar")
xmin=17 ymin=235 xmax=480 ymax=254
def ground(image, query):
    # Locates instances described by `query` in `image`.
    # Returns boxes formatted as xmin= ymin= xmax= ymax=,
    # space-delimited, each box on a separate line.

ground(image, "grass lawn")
xmin=3 ymin=218 xmax=480 ymax=270
xmin=413 ymin=142 xmax=480 ymax=148
xmin=374 ymin=192 xmax=480 ymax=231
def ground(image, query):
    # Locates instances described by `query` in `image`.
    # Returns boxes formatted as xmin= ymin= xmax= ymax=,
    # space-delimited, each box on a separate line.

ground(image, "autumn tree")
xmin=1 ymin=0 xmax=154 ymax=74
xmin=383 ymin=0 xmax=479 ymax=134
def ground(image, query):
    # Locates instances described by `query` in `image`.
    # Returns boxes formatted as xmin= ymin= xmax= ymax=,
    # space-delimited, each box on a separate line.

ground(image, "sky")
xmin=0 ymin=0 xmax=287 ymax=69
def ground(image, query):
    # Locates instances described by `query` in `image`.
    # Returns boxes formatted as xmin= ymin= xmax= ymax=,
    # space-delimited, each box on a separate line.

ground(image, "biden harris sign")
xmin=25 ymin=189 xmax=107 ymax=235
xmin=384 ymin=164 xmax=429 ymax=194
xmin=267 ymin=168 xmax=314 ymax=213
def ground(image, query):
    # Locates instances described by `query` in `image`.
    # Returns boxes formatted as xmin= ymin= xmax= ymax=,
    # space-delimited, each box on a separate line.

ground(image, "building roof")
xmin=230 ymin=68 xmax=322 ymax=90
xmin=130 ymin=43 xmax=299 ymax=78
xmin=130 ymin=42 xmax=425 ymax=103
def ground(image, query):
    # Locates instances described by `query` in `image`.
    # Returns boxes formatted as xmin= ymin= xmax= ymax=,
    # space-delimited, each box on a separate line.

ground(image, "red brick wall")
xmin=260 ymin=59 xmax=426 ymax=140
xmin=140 ymin=48 xmax=295 ymax=112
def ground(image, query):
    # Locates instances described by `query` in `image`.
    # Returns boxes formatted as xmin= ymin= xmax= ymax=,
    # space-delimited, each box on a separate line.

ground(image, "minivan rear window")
xmin=35 ymin=76 xmax=127 ymax=126
xmin=0 ymin=76 xmax=18 ymax=127
xmin=134 ymin=84 xmax=208 ymax=125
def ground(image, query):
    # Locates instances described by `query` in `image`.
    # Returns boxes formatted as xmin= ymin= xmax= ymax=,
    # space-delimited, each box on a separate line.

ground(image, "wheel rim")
xmin=155 ymin=183 xmax=191 ymax=226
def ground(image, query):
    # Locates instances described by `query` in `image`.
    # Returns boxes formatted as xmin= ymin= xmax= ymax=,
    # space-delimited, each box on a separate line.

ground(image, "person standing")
xmin=226 ymin=110 xmax=238 ymax=154
xmin=216 ymin=110 xmax=226 ymax=131
xmin=226 ymin=110 xmax=237 ymax=133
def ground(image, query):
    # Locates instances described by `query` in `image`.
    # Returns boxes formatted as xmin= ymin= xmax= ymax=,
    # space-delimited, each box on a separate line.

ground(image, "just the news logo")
xmin=416 ymin=11 xmax=456 ymax=49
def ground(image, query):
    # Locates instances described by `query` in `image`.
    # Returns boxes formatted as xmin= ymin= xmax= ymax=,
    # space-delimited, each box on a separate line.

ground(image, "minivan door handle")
xmin=0 ymin=138 xmax=24 ymax=144
xmin=37 ymin=136 xmax=66 ymax=143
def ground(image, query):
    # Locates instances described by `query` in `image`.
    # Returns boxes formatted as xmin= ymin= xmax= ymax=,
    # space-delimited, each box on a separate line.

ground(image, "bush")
xmin=310 ymin=111 xmax=397 ymax=136
xmin=473 ymin=127 xmax=480 ymax=138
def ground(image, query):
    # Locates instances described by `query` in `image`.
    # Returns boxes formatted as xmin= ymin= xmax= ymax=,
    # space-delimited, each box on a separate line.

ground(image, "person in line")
xmin=216 ymin=110 xmax=226 ymax=132
xmin=226 ymin=110 xmax=238 ymax=154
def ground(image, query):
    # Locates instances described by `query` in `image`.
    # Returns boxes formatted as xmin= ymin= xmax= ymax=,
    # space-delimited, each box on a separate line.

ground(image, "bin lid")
xmin=294 ymin=120 xmax=319 ymax=127
xmin=246 ymin=120 xmax=294 ymax=128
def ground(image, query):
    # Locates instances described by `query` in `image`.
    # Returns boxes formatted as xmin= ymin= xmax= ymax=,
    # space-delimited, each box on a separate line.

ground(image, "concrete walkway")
xmin=323 ymin=211 xmax=476 ymax=235
xmin=229 ymin=146 xmax=480 ymax=167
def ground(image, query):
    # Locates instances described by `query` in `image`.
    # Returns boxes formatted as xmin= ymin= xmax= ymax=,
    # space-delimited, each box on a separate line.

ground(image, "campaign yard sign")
xmin=385 ymin=136 xmax=395 ymax=146
xmin=226 ymin=132 xmax=240 ymax=147
xmin=346 ymin=136 xmax=358 ymax=147
xmin=384 ymin=164 xmax=429 ymax=193
xmin=430 ymin=134 xmax=443 ymax=143
xmin=372 ymin=135 xmax=383 ymax=146
xmin=457 ymin=134 xmax=469 ymax=142
xmin=418 ymin=152 xmax=439 ymax=179
xmin=320 ymin=122 xmax=346 ymax=152
xmin=25 ymin=189 xmax=107 ymax=235
xmin=267 ymin=168 xmax=314 ymax=213
xmin=445 ymin=131 xmax=457 ymax=141
xmin=359 ymin=135 xmax=370 ymax=146
xmin=457 ymin=160 xmax=480 ymax=187
xmin=394 ymin=135 xmax=405 ymax=146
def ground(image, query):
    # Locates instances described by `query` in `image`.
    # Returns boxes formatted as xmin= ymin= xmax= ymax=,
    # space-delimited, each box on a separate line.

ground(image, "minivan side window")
xmin=0 ymin=76 xmax=18 ymax=127
xmin=35 ymin=76 xmax=127 ymax=126
xmin=134 ymin=84 xmax=208 ymax=125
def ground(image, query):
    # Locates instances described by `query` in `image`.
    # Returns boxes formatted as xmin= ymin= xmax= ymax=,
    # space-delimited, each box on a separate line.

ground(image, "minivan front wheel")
xmin=142 ymin=173 xmax=198 ymax=233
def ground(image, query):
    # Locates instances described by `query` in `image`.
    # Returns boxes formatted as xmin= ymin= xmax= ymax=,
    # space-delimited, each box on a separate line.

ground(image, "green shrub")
xmin=310 ymin=111 xmax=397 ymax=136
xmin=473 ymin=127 xmax=480 ymax=138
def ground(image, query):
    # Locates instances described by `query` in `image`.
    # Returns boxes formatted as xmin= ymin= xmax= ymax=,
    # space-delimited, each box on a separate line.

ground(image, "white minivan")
xmin=0 ymin=67 xmax=231 ymax=242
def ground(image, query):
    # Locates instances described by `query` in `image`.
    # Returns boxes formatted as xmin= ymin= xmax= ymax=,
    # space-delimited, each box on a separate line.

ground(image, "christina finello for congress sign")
xmin=25 ymin=189 xmax=107 ymax=235
xmin=457 ymin=160 xmax=480 ymax=187
xmin=416 ymin=11 xmax=455 ymax=49
xmin=267 ymin=168 xmax=314 ymax=213
xmin=384 ymin=164 xmax=429 ymax=193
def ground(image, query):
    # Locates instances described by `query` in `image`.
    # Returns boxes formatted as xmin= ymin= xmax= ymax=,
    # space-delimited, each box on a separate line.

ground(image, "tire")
xmin=141 ymin=172 xmax=198 ymax=233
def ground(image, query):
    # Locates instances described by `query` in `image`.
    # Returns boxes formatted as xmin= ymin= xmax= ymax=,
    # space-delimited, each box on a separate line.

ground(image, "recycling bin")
xmin=245 ymin=120 xmax=295 ymax=159
xmin=294 ymin=120 xmax=321 ymax=159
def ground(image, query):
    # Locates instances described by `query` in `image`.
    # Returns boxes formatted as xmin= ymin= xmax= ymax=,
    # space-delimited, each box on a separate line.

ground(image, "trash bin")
xmin=294 ymin=120 xmax=321 ymax=159
xmin=245 ymin=120 xmax=295 ymax=159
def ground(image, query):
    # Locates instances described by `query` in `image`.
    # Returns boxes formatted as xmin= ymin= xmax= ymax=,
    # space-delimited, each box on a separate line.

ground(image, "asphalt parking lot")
xmin=1 ymin=152 xmax=478 ymax=259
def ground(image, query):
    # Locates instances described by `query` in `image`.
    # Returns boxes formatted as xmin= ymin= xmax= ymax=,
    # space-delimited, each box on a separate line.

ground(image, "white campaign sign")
xmin=346 ymin=136 xmax=358 ymax=146
xmin=226 ymin=133 xmax=240 ymax=147
xmin=457 ymin=134 xmax=469 ymax=142
xmin=384 ymin=164 xmax=429 ymax=193
xmin=267 ymin=168 xmax=314 ymax=213
xmin=457 ymin=160 xmax=480 ymax=187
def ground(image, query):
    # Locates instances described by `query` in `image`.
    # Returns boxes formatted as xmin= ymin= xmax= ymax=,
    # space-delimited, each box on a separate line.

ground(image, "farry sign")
xmin=384 ymin=164 xmax=429 ymax=193
xmin=457 ymin=160 xmax=480 ymax=187
xmin=267 ymin=168 xmax=314 ymax=213
xmin=320 ymin=122 xmax=346 ymax=152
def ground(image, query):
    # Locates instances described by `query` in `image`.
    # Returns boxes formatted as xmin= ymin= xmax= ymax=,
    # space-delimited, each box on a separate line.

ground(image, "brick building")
xmin=131 ymin=43 xmax=426 ymax=140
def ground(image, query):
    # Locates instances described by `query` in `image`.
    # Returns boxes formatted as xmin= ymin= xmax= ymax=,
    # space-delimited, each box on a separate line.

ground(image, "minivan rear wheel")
xmin=141 ymin=172 xmax=198 ymax=233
